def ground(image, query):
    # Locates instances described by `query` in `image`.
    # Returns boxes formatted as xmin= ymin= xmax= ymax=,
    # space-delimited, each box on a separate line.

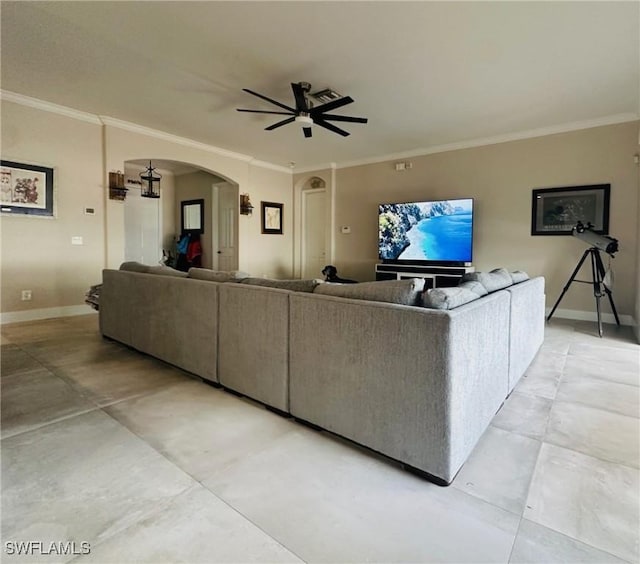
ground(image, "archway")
xmin=123 ymin=159 xmax=239 ymax=270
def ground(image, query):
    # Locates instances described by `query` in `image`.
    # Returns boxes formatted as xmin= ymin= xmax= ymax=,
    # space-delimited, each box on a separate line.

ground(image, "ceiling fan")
xmin=236 ymin=82 xmax=368 ymax=138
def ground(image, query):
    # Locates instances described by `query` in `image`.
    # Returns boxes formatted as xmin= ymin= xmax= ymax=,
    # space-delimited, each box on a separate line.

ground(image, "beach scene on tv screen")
xmin=379 ymin=199 xmax=473 ymax=261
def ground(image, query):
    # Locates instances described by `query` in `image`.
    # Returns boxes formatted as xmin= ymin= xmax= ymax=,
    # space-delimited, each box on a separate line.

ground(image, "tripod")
xmin=547 ymin=247 xmax=620 ymax=337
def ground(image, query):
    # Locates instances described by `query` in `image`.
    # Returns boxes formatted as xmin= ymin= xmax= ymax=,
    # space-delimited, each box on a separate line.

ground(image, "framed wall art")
xmin=261 ymin=201 xmax=283 ymax=234
xmin=0 ymin=160 xmax=55 ymax=217
xmin=531 ymin=184 xmax=610 ymax=235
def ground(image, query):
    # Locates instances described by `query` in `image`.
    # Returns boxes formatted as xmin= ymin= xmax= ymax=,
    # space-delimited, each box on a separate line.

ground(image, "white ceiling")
xmin=1 ymin=2 xmax=638 ymax=171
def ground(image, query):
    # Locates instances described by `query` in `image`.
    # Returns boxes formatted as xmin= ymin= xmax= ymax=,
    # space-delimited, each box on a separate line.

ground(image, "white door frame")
xmin=293 ymin=173 xmax=334 ymax=279
xmin=301 ymin=188 xmax=326 ymax=279
xmin=212 ymin=181 xmax=238 ymax=271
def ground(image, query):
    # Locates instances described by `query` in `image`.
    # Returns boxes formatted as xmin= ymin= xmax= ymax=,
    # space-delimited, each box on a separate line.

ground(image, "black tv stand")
xmin=375 ymin=263 xmax=474 ymax=289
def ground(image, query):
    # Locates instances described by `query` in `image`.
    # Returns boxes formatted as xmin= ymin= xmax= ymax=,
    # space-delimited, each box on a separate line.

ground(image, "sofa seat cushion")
xmin=422 ymin=286 xmax=482 ymax=310
xmin=314 ymin=278 xmax=425 ymax=306
xmin=240 ymin=277 xmax=320 ymax=293
xmin=188 ymin=268 xmax=249 ymax=283
xmin=120 ymin=262 xmax=188 ymax=278
xmin=461 ymin=268 xmax=513 ymax=293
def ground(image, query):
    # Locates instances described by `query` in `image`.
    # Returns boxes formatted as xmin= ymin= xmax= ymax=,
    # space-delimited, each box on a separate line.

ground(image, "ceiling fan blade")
xmin=265 ymin=117 xmax=296 ymax=131
xmin=291 ymin=83 xmax=309 ymax=112
xmin=311 ymin=96 xmax=354 ymax=115
xmin=303 ymin=127 xmax=312 ymax=138
xmin=242 ymin=88 xmax=296 ymax=112
xmin=321 ymin=114 xmax=368 ymax=124
xmin=237 ymin=109 xmax=295 ymax=116
xmin=315 ymin=119 xmax=350 ymax=137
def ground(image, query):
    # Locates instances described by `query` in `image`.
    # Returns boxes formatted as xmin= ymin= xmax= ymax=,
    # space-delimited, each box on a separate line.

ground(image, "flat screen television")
xmin=378 ymin=198 xmax=474 ymax=265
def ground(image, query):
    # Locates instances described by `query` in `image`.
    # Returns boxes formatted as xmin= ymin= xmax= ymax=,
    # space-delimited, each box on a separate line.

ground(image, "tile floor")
xmin=1 ymin=314 xmax=638 ymax=563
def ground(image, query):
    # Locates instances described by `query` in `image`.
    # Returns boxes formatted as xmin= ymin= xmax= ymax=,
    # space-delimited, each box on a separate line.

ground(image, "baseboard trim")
xmin=546 ymin=307 xmax=634 ymax=326
xmin=0 ymin=305 xmax=97 ymax=325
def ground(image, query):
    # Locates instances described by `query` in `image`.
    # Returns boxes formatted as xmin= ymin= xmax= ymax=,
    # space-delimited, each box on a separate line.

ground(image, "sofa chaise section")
xmin=218 ymin=283 xmax=290 ymax=412
xmin=288 ymin=290 xmax=511 ymax=485
xmin=100 ymin=269 xmax=219 ymax=382
xmin=505 ymin=276 xmax=545 ymax=392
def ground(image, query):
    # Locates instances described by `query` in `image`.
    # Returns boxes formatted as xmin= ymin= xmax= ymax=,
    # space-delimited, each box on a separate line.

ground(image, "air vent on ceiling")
xmin=310 ymin=88 xmax=342 ymax=104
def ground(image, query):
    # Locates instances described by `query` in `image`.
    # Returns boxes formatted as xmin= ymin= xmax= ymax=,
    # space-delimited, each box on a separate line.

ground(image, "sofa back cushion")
xmin=240 ymin=277 xmax=320 ymax=293
xmin=314 ymin=278 xmax=425 ymax=306
xmin=188 ymin=268 xmax=249 ymax=283
xmin=422 ymin=286 xmax=482 ymax=310
xmin=461 ymin=268 xmax=513 ymax=293
xmin=119 ymin=261 xmax=188 ymax=278
xmin=119 ymin=261 xmax=150 ymax=273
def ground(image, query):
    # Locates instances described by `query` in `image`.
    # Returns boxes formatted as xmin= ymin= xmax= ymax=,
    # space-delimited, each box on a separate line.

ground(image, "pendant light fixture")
xmin=140 ymin=161 xmax=161 ymax=198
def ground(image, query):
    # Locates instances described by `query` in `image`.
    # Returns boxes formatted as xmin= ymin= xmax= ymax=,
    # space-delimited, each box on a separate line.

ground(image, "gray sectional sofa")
xmin=100 ymin=265 xmax=545 ymax=485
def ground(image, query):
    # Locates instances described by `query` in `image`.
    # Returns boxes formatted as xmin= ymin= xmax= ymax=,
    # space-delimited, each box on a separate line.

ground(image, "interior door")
xmin=217 ymin=184 xmax=238 ymax=271
xmin=124 ymin=189 xmax=161 ymax=265
xmin=302 ymin=188 xmax=327 ymax=279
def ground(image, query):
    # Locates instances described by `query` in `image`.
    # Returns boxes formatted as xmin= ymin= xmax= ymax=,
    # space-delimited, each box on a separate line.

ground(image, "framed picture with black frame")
xmin=0 ymin=160 xmax=55 ymax=217
xmin=261 ymin=201 xmax=283 ymax=234
xmin=531 ymin=184 xmax=610 ymax=235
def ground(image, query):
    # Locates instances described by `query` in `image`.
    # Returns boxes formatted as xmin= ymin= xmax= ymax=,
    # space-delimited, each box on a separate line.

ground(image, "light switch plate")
xmin=71 ymin=236 xmax=83 ymax=245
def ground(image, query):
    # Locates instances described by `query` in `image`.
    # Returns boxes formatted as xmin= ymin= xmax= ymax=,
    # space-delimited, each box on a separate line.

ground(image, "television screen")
xmin=378 ymin=198 xmax=474 ymax=264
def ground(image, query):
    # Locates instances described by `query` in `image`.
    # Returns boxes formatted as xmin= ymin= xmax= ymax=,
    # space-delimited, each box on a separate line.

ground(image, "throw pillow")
xmin=458 ymin=280 xmax=488 ymax=297
xmin=314 ymin=278 xmax=425 ymax=306
xmin=510 ymin=270 xmax=530 ymax=284
xmin=461 ymin=267 xmax=513 ymax=293
xmin=188 ymin=268 xmax=250 ymax=283
xmin=239 ymin=277 xmax=320 ymax=293
xmin=422 ymin=287 xmax=481 ymax=310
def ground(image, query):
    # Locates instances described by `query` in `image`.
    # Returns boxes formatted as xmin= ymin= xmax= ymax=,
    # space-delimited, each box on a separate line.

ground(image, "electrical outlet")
xmin=21 ymin=290 xmax=32 ymax=301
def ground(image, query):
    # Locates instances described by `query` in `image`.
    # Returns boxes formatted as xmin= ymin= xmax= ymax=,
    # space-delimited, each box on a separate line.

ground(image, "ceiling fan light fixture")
xmin=295 ymin=115 xmax=313 ymax=127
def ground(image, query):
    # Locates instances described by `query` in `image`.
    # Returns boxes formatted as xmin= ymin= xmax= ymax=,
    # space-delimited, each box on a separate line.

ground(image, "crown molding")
xmin=1 ymin=90 xmax=290 ymax=173
xmin=301 ymin=113 xmax=639 ymax=173
xmin=100 ymin=115 xmax=252 ymax=163
xmin=101 ymin=117 xmax=291 ymax=174
xmin=294 ymin=162 xmax=337 ymax=174
xmin=0 ymin=90 xmax=102 ymax=125
xmin=249 ymin=159 xmax=292 ymax=174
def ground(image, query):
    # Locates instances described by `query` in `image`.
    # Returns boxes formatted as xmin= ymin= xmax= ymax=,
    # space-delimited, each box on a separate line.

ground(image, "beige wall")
xmin=240 ymin=165 xmax=294 ymax=278
xmin=2 ymin=98 xmax=635 ymax=325
xmin=1 ymin=102 xmax=104 ymax=317
xmin=1 ymin=101 xmax=294 ymax=319
xmin=328 ymin=122 xmax=639 ymax=318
